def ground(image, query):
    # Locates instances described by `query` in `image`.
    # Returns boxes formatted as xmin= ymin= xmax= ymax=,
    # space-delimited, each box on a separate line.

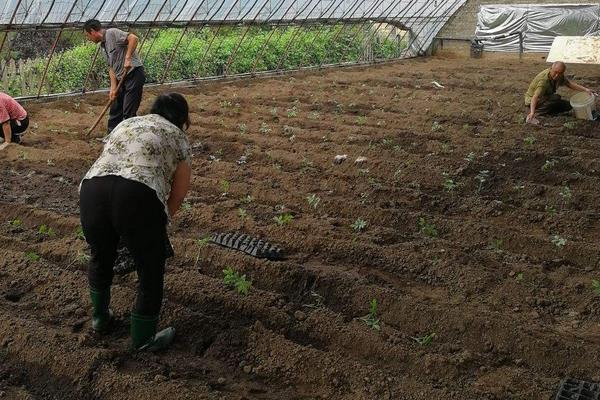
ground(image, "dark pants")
xmin=108 ymin=67 xmax=145 ymax=133
xmin=537 ymin=94 xmax=572 ymax=115
xmin=7 ymin=116 xmax=29 ymax=144
xmin=80 ymin=175 xmax=167 ymax=316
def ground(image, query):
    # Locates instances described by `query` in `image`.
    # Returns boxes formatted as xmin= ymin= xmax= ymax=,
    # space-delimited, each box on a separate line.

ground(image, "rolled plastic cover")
xmin=476 ymin=4 xmax=600 ymax=52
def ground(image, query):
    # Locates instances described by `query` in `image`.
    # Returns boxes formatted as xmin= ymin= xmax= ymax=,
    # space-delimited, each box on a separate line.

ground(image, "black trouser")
xmin=6 ymin=115 xmax=29 ymax=143
xmin=107 ymin=67 xmax=146 ymax=133
xmin=80 ymin=175 xmax=167 ymax=316
xmin=537 ymin=94 xmax=572 ymax=115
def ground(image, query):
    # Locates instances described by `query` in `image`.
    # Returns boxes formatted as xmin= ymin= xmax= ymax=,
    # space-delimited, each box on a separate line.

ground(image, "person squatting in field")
xmin=0 ymin=92 xmax=29 ymax=151
xmin=79 ymin=93 xmax=192 ymax=351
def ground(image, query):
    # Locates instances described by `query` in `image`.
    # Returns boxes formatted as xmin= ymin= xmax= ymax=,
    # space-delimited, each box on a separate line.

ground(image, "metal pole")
xmin=36 ymin=0 xmax=79 ymax=98
xmin=0 ymin=0 xmax=24 ymax=57
xmin=298 ymin=0 xmax=363 ymax=67
xmin=138 ymin=0 xmax=172 ymax=56
xmin=141 ymin=0 xmax=189 ymax=62
xmin=276 ymin=0 xmax=333 ymax=70
xmin=223 ymin=0 xmax=272 ymax=75
xmin=194 ymin=0 xmax=243 ymax=77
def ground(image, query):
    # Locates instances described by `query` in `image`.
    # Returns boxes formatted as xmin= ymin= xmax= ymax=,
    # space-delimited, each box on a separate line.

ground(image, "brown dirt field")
xmin=1 ymin=52 xmax=600 ymax=400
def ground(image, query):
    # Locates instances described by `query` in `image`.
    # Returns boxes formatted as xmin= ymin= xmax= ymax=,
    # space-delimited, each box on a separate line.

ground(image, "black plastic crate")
xmin=556 ymin=378 xmax=600 ymax=400
xmin=211 ymin=232 xmax=285 ymax=261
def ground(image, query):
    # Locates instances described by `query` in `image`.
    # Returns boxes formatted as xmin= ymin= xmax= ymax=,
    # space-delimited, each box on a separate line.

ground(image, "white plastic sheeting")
xmin=475 ymin=4 xmax=600 ymax=52
xmin=0 ymin=0 xmax=467 ymax=55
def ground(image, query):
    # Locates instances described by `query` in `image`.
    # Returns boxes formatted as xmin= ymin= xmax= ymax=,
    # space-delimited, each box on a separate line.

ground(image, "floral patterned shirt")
xmin=81 ymin=114 xmax=191 ymax=218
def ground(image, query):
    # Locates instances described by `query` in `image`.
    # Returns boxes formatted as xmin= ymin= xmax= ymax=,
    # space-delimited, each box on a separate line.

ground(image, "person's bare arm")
xmin=124 ymin=33 xmax=138 ymax=70
xmin=0 ymin=121 xmax=12 ymax=150
xmin=566 ymin=80 xmax=596 ymax=95
xmin=528 ymin=94 xmax=539 ymax=119
xmin=167 ymin=161 xmax=192 ymax=218
xmin=108 ymin=67 xmax=118 ymax=101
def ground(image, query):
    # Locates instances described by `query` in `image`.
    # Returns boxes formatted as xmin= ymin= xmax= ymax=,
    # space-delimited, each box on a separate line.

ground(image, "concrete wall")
xmin=438 ymin=1 xmax=597 ymax=39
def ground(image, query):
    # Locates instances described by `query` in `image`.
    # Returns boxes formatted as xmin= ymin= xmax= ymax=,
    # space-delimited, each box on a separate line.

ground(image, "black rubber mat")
xmin=210 ymin=232 xmax=285 ymax=260
xmin=556 ymin=378 xmax=600 ymax=400
xmin=113 ymin=238 xmax=175 ymax=276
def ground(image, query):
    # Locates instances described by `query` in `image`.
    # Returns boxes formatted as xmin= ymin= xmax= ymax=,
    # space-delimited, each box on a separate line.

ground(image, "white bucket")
xmin=570 ymin=92 xmax=597 ymax=120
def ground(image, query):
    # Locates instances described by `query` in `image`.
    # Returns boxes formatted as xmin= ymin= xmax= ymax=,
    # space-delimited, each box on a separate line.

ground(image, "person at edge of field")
xmin=525 ymin=61 xmax=597 ymax=125
xmin=0 ymin=92 xmax=29 ymax=151
xmin=79 ymin=93 xmax=192 ymax=351
xmin=83 ymin=19 xmax=145 ymax=135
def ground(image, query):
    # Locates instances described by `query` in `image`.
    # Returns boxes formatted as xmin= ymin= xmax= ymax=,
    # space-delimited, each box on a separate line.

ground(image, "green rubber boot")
xmin=130 ymin=313 xmax=175 ymax=351
xmin=90 ymin=287 xmax=113 ymax=332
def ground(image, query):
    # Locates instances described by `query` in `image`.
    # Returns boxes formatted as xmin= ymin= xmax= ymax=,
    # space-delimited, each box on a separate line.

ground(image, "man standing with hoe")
xmin=84 ymin=19 xmax=145 ymax=134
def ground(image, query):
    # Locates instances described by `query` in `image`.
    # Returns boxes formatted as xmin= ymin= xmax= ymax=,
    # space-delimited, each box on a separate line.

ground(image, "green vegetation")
xmin=25 ymin=251 xmax=40 ymax=262
xmin=9 ymin=218 xmax=22 ymax=228
xmin=38 ymin=224 xmax=55 ymax=237
xmin=418 ymin=217 xmax=438 ymax=238
xmin=223 ymin=266 xmax=252 ymax=295
xmin=411 ymin=332 xmax=436 ymax=346
xmin=306 ymin=194 xmax=321 ymax=209
xmin=593 ymin=280 xmax=600 ymax=296
xmin=273 ymin=213 xmax=294 ymax=226
xmin=360 ymin=299 xmax=381 ymax=331
xmin=351 ymin=218 xmax=368 ymax=232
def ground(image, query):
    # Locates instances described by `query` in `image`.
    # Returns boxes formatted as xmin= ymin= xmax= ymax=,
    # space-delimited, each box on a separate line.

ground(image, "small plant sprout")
xmin=238 ymin=208 xmax=248 ymax=220
xmin=545 ymin=205 xmax=557 ymax=216
xmin=306 ymin=194 xmax=320 ymax=209
xmin=237 ymin=123 xmax=247 ymax=134
xmin=443 ymin=178 xmax=458 ymax=192
xmin=541 ymin=159 xmax=558 ymax=172
xmin=464 ymin=152 xmax=476 ymax=163
xmin=418 ymin=217 xmax=438 ymax=238
xmin=524 ymin=135 xmax=536 ymax=145
xmin=220 ymin=179 xmax=230 ymax=194
xmin=411 ymin=332 xmax=436 ymax=346
xmin=75 ymin=226 xmax=85 ymax=240
xmin=240 ymin=194 xmax=254 ymax=204
xmin=563 ymin=121 xmax=577 ymax=130
xmin=308 ymin=111 xmax=320 ymax=119
xmin=286 ymin=106 xmax=298 ymax=118
xmin=259 ymin=122 xmax=271 ymax=135
xmin=25 ymin=251 xmax=40 ymax=262
xmin=431 ymin=121 xmax=443 ymax=132
xmin=38 ymin=224 xmax=55 ymax=237
xmin=76 ymin=251 xmax=91 ymax=265
xmin=592 ymin=280 xmax=600 ymax=296
xmin=360 ymin=299 xmax=381 ymax=330
xmin=47 ymin=159 xmax=55 ymax=166
xmin=551 ymin=235 xmax=567 ymax=248
xmin=516 ymin=272 xmax=524 ymax=282
xmin=356 ymin=115 xmax=367 ymax=125
xmin=270 ymin=106 xmax=278 ymax=117
xmin=9 ymin=218 xmax=22 ymax=227
xmin=223 ymin=266 xmax=252 ymax=295
xmin=351 ymin=218 xmax=368 ymax=232
xmin=359 ymin=192 xmax=370 ymax=205
xmin=475 ymin=170 xmax=491 ymax=192
xmin=273 ymin=213 xmax=294 ymax=226
xmin=559 ymin=186 xmax=572 ymax=201
xmin=181 ymin=201 xmax=192 ymax=211
xmin=491 ymin=239 xmax=503 ymax=251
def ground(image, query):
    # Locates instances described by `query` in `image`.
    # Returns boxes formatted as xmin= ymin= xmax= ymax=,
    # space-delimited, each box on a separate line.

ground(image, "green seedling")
xmin=524 ymin=136 xmax=536 ymax=145
xmin=197 ymin=235 xmax=211 ymax=247
xmin=38 ymin=224 xmax=55 ymax=237
xmin=223 ymin=266 xmax=252 ymax=295
xmin=490 ymin=239 xmax=503 ymax=251
xmin=592 ymin=280 xmax=600 ymax=296
xmin=516 ymin=272 xmax=524 ymax=282
xmin=270 ymin=107 xmax=278 ymax=117
xmin=238 ymin=208 xmax=248 ymax=220
xmin=475 ymin=170 xmax=490 ymax=192
xmin=563 ymin=121 xmax=576 ymax=130
xmin=286 ymin=107 xmax=298 ymax=118
xmin=418 ymin=217 xmax=438 ymax=238
xmin=308 ymin=111 xmax=320 ymax=120
xmin=359 ymin=192 xmax=370 ymax=205
xmin=443 ymin=178 xmax=458 ymax=192
xmin=219 ymin=100 xmax=232 ymax=108
xmin=47 ymin=159 xmax=55 ymax=166
xmin=240 ymin=194 xmax=254 ymax=204
xmin=306 ymin=194 xmax=320 ymax=209
xmin=273 ymin=213 xmax=294 ymax=226
xmin=9 ymin=218 xmax=22 ymax=228
xmin=545 ymin=205 xmax=557 ymax=216
xmin=431 ymin=121 xmax=443 ymax=132
xmin=303 ymin=291 xmax=325 ymax=309
xmin=360 ymin=299 xmax=381 ymax=331
xmin=76 ymin=251 xmax=90 ymax=265
xmin=551 ymin=235 xmax=567 ymax=248
xmin=259 ymin=122 xmax=271 ymax=135
xmin=351 ymin=218 xmax=368 ymax=232
xmin=464 ymin=152 xmax=476 ymax=162
xmin=559 ymin=186 xmax=572 ymax=201
xmin=220 ymin=179 xmax=230 ymax=194
xmin=411 ymin=332 xmax=436 ymax=346
xmin=181 ymin=201 xmax=192 ymax=211
xmin=237 ymin=123 xmax=247 ymax=134
xmin=75 ymin=226 xmax=85 ymax=240
xmin=356 ymin=115 xmax=367 ymax=125
xmin=541 ymin=159 xmax=558 ymax=172
xmin=25 ymin=251 xmax=40 ymax=262
xmin=358 ymin=168 xmax=370 ymax=176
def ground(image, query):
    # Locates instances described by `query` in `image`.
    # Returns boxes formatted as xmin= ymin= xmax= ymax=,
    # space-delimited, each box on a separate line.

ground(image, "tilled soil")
xmin=1 ymin=52 xmax=600 ymax=400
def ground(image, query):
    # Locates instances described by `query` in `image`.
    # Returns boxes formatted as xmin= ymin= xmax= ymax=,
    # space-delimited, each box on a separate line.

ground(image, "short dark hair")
xmin=84 ymin=19 xmax=102 ymax=33
xmin=150 ymin=93 xmax=190 ymax=130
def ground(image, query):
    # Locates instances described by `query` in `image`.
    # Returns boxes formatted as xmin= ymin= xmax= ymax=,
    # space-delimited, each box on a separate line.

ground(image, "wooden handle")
xmin=86 ymin=68 xmax=130 ymax=136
